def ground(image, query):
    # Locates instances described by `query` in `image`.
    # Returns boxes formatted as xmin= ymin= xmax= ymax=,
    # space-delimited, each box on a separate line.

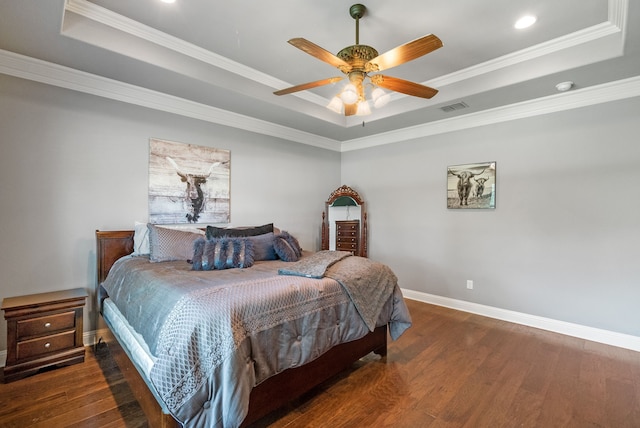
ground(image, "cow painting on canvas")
xmin=165 ymin=156 xmax=220 ymax=223
xmin=149 ymin=139 xmax=230 ymax=224
xmin=447 ymin=162 xmax=496 ymax=209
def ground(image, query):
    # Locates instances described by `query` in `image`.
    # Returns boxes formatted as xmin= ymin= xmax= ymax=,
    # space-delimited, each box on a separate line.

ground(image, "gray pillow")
xmin=206 ymin=223 xmax=274 ymax=239
xmin=148 ymin=224 xmax=204 ymax=263
xmin=274 ymin=234 xmax=300 ymax=262
xmin=192 ymin=237 xmax=254 ymax=270
xmin=246 ymin=232 xmax=277 ymax=261
xmin=278 ymin=231 xmax=302 ymax=258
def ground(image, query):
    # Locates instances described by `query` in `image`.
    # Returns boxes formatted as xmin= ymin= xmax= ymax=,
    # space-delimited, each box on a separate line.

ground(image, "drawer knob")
xmin=44 ymin=322 xmax=51 ymax=328
xmin=44 ymin=342 xmax=51 ymax=349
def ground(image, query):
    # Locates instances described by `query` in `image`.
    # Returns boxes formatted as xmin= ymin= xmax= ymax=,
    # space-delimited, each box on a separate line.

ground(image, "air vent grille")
xmin=440 ymin=102 xmax=468 ymax=113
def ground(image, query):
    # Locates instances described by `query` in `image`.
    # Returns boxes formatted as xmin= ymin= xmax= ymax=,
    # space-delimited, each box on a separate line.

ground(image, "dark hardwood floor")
xmin=1 ymin=299 xmax=639 ymax=427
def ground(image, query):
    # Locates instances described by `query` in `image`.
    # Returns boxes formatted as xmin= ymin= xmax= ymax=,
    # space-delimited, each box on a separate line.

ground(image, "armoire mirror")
xmin=321 ymin=185 xmax=367 ymax=257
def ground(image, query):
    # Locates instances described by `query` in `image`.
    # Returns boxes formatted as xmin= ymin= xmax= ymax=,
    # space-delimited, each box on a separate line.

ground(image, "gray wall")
xmin=0 ymin=75 xmax=341 ymax=350
xmin=342 ymin=97 xmax=640 ymax=337
xmin=1 ymin=71 xmax=639 ymax=353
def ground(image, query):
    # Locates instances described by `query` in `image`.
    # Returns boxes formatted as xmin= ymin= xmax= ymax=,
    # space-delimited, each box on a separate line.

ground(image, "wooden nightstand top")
xmin=2 ymin=288 xmax=87 ymax=312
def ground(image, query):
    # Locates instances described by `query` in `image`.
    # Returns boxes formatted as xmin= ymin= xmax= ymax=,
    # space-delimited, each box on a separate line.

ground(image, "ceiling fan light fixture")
xmin=327 ymin=96 xmax=344 ymax=114
xmin=372 ymin=87 xmax=391 ymax=108
xmin=341 ymin=83 xmax=359 ymax=104
xmin=356 ymin=100 xmax=371 ymax=116
xmin=276 ymin=4 xmax=442 ymax=116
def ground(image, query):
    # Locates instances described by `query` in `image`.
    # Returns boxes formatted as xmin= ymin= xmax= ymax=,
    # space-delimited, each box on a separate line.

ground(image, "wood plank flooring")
xmin=1 ymin=299 xmax=639 ymax=427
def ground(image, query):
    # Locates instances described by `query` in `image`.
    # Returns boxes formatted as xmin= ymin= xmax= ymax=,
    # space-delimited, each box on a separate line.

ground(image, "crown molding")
xmin=1 ymin=48 xmax=639 ymax=152
xmin=428 ymin=22 xmax=621 ymax=90
xmin=64 ymin=0 xmax=628 ymax=118
xmin=63 ymin=0 xmax=329 ymax=108
xmin=0 ymin=49 xmax=341 ymax=151
xmin=340 ymin=75 xmax=640 ymax=151
xmin=427 ymin=0 xmax=626 ymax=89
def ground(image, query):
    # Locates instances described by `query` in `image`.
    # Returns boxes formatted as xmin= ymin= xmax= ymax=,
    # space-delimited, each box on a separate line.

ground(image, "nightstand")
xmin=2 ymin=288 xmax=87 ymax=382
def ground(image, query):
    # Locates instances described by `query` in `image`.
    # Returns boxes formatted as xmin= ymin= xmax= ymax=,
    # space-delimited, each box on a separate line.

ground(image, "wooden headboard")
xmin=96 ymin=230 xmax=134 ymax=284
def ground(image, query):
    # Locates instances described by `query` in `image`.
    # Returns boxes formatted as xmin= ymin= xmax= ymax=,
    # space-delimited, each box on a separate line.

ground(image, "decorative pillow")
xmin=147 ymin=224 xmax=204 ymax=263
xmin=273 ymin=235 xmax=299 ymax=262
xmin=246 ymin=232 xmax=277 ymax=261
xmin=192 ymin=237 xmax=254 ymax=270
xmin=278 ymin=231 xmax=303 ymax=258
xmin=134 ymin=222 xmax=205 ymax=256
xmin=206 ymin=223 xmax=274 ymax=239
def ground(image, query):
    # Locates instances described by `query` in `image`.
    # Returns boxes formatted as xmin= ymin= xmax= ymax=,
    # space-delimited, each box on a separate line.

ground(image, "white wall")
xmin=0 ymin=75 xmax=341 ymax=350
xmin=342 ymin=96 xmax=640 ymax=337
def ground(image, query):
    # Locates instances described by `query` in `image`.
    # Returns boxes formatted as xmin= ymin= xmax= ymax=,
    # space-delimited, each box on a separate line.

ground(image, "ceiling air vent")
xmin=440 ymin=102 xmax=468 ymax=113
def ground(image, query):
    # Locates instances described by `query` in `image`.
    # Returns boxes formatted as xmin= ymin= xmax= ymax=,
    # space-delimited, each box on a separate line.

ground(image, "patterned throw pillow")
xmin=273 ymin=231 xmax=303 ymax=262
xmin=192 ymin=237 xmax=255 ymax=270
xmin=281 ymin=231 xmax=302 ymax=257
xmin=148 ymin=224 xmax=205 ymax=262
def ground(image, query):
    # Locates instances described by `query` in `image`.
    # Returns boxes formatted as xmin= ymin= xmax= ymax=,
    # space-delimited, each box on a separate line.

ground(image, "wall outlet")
xmin=466 ymin=280 xmax=474 ymax=290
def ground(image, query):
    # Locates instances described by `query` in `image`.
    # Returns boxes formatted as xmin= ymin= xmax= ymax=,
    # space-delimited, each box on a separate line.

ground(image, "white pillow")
xmin=132 ymin=221 xmax=150 ymax=255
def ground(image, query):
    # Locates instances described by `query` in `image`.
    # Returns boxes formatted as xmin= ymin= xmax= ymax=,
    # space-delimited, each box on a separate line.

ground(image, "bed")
xmin=95 ymin=225 xmax=411 ymax=427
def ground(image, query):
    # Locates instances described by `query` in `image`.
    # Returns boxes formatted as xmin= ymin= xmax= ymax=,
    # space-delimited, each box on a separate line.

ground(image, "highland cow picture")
xmin=149 ymin=138 xmax=230 ymax=224
xmin=447 ymin=162 xmax=496 ymax=209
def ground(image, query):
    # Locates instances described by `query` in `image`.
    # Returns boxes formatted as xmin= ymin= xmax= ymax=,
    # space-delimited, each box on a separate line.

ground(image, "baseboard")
xmin=402 ymin=289 xmax=640 ymax=353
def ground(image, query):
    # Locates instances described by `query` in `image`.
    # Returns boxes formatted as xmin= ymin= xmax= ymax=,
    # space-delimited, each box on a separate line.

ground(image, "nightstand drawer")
xmin=17 ymin=311 xmax=76 ymax=339
xmin=17 ymin=330 xmax=76 ymax=360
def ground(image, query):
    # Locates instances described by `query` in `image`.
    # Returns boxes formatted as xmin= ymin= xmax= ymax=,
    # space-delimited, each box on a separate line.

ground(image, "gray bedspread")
xmin=102 ymin=253 xmax=411 ymax=428
xmin=279 ymin=251 xmax=404 ymax=336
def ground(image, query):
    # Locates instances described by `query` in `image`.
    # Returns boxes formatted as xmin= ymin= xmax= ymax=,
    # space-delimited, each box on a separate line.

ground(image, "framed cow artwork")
xmin=149 ymin=138 xmax=230 ymax=224
xmin=447 ymin=162 xmax=496 ymax=209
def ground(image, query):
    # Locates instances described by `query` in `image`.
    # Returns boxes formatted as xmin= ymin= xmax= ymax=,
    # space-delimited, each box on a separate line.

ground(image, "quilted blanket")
xmin=277 ymin=250 xmax=352 ymax=278
xmin=102 ymin=254 xmax=411 ymax=427
xmin=279 ymin=251 xmax=400 ymax=335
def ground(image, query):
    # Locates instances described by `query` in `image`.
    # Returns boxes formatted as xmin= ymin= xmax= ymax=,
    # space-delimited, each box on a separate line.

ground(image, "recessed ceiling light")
xmin=160 ymin=0 xmax=176 ymax=4
xmin=515 ymin=15 xmax=537 ymax=29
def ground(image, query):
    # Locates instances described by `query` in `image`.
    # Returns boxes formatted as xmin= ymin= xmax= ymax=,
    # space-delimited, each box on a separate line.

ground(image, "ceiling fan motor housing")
xmin=337 ymin=45 xmax=379 ymax=72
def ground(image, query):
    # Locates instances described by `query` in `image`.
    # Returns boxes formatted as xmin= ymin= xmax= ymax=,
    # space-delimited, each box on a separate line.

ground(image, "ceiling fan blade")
xmin=366 ymin=34 xmax=442 ymax=72
xmin=370 ymin=75 xmax=438 ymax=99
xmin=288 ymin=38 xmax=352 ymax=72
xmin=344 ymin=103 xmax=357 ymax=116
xmin=274 ymin=77 xmax=343 ymax=96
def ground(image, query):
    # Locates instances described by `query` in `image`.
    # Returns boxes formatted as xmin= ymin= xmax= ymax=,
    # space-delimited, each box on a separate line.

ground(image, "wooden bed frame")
xmin=95 ymin=230 xmax=387 ymax=427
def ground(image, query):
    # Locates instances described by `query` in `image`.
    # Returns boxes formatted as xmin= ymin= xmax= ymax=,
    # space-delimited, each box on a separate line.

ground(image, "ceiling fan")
xmin=273 ymin=3 xmax=443 ymax=116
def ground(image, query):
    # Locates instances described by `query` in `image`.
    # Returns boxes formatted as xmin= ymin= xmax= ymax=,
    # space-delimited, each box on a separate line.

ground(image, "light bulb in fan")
xmin=340 ymin=84 xmax=358 ymax=104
